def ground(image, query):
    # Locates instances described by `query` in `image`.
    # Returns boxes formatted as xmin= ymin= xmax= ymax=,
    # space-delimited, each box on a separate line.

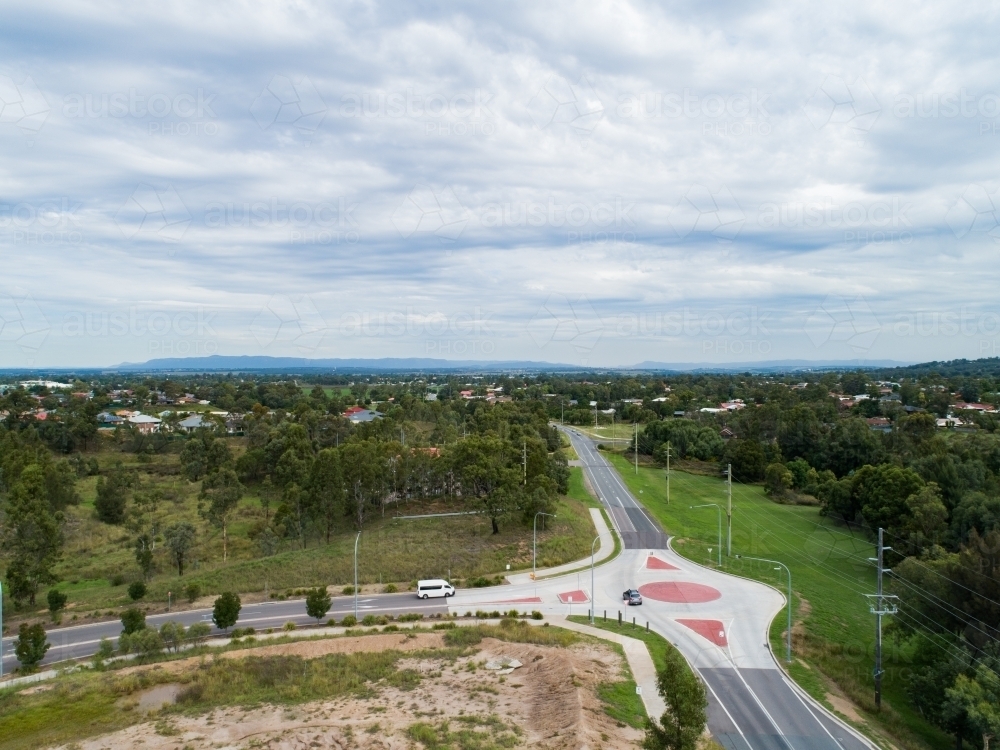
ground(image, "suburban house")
xmin=866 ymin=417 xmax=892 ymax=432
xmin=179 ymin=414 xmax=206 ymax=432
xmin=128 ymin=414 xmax=162 ymax=434
xmin=343 ymin=405 xmax=383 ymax=423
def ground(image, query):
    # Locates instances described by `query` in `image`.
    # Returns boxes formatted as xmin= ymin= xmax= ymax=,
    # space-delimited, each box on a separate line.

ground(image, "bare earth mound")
xmin=55 ymin=634 xmax=643 ymax=750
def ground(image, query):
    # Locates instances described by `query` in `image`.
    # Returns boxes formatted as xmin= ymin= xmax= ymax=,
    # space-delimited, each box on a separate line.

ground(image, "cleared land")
xmin=0 ymin=623 xmax=645 ymax=750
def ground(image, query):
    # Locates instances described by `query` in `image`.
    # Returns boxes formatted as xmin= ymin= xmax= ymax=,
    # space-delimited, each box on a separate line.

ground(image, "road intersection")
xmin=1 ymin=426 xmax=874 ymax=750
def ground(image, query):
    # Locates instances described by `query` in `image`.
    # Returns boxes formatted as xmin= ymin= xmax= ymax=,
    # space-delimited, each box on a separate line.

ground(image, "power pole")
xmin=665 ymin=441 xmax=671 ymax=504
xmin=867 ymin=528 xmax=897 ymax=711
xmin=522 ymin=440 xmax=527 ymax=485
xmin=726 ymin=463 xmax=732 ymax=556
xmin=634 ymin=422 xmax=638 ymax=474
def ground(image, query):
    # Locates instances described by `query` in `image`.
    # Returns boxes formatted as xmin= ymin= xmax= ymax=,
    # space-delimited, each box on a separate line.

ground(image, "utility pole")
xmin=634 ymin=422 xmax=638 ymax=474
xmin=522 ymin=440 xmax=527 ymax=485
xmin=665 ymin=441 xmax=671 ymax=504
xmin=726 ymin=463 xmax=732 ymax=556
xmin=867 ymin=528 xmax=898 ymax=711
xmin=1 ymin=579 xmax=4 ymax=679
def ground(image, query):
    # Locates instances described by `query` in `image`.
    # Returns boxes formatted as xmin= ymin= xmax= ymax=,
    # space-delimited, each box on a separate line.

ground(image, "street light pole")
xmin=354 ymin=531 xmax=361 ymax=621
xmin=589 ymin=534 xmax=599 ymax=624
xmin=736 ymin=555 xmax=792 ymax=663
xmin=0 ymin=579 xmax=4 ymax=679
xmin=533 ymin=512 xmax=556 ymax=579
xmin=691 ymin=504 xmax=722 ymax=567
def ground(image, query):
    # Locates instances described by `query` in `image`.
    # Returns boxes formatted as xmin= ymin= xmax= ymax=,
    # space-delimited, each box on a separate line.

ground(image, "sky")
xmin=1 ymin=1 xmax=999 ymax=369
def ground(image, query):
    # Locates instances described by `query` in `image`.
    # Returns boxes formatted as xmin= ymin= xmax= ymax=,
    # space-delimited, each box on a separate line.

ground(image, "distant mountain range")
xmin=105 ymin=354 xmax=916 ymax=373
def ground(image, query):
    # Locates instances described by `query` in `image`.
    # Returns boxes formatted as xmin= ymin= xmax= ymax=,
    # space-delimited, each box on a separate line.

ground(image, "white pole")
xmin=590 ymin=534 xmax=601 ymax=624
xmin=354 ymin=531 xmax=361 ymax=620
xmin=727 ymin=464 xmax=732 ymax=557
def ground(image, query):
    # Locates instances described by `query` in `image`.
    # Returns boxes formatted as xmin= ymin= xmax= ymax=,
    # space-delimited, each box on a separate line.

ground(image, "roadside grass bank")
xmin=601 ymin=452 xmax=952 ymax=750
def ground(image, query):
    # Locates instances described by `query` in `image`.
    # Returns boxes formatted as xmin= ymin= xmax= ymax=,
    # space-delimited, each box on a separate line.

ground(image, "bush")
xmin=282 ymin=621 xmax=296 ymax=631
xmin=109 ymin=573 xmax=126 ymax=587
xmin=384 ymin=624 xmax=400 ymax=632
xmin=506 ymin=609 xmax=521 ymax=618
xmin=326 ymin=618 xmax=338 ymax=627
xmin=187 ymin=622 xmax=211 ymax=643
xmin=47 ymin=589 xmax=67 ymax=620
xmin=342 ymin=585 xmax=355 ymax=595
xmin=305 ymin=587 xmax=332 ymax=621
xmin=230 ymin=627 xmax=256 ymax=638
xmin=340 ymin=614 xmax=357 ymax=627
xmin=361 ymin=615 xmax=377 ymax=626
xmin=432 ymin=622 xmax=457 ymax=630
xmin=383 ymin=583 xmax=398 ymax=593
xmin=212 ymin=591 xmax=241 ymax=631
xmin=120 ymin=607 xmax=146 ymax=635
xmin=159 ymin=621 xmax=186 ymax=652
xmin=398 ymin=613 xmax=423 ymax=622
xmin=470 ymin=576 xmax=491 ymax=588
xmin=127 ymin=581 xmax=147 ymax=601
xmin=14 ymin=623 xmax=49 ymax=672
xmin=119 ymin=628 xmax=163 ymax=658
xmin=184 ymin=583 xmax=201 ymax=602
xmin=531 ymin=611 xmax=544 ymax=620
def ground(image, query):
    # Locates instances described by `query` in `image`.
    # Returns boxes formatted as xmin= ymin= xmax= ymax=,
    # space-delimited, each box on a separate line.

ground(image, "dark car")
xmin=623 ymin=589 xmax=642 ymax=605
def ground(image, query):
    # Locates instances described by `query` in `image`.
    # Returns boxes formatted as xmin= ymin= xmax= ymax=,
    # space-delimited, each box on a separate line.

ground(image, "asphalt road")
xmin=1 ymin=431 xmax=874 ymax=750
xmin=560 ymin=425 xmax=669 ymax=549
xmin=1 ymin=591 xmax=448 ymax=673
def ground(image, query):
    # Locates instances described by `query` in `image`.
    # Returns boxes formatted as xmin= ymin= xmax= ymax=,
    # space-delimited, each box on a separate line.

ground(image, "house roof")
xmin=129 ymin=414 xmax=162 ymax=424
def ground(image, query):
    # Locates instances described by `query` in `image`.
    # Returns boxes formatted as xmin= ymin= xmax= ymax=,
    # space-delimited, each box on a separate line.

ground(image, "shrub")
xmin=432 ymin=622 xmax=456 ymax=630
xmin=47 ymin=589 xmax=67 ymax=620
xmin=92 ymin=637 xmax=115 ymax=667
xmin=326 ymin=618 xmax=338 ymax=627
xmin=127 ymin=581 xmax=147 ymax=601
xmin=119 ymin=628 xmax=164 ymax=658
xmin=342 ymin=585 xmax=355 ymax=595
xmin=398 ymin=613 xmax=423 ymax=622
xmin=384 ymin=624 xmax=400 ymax=632
xmin=184 ymin=582 xmax=201 ymax=602
xmin=531 ymin=611 xmax=544 ymax=620
xmin=490 ymin=611 xmax=501 ymax=618
xmin=361 ymin=615 xmax=377 ymax=626
xmin=506 ymin=609 xmax=521 ymax=618
xmin=470 ymin=576 xmax=491 ymax=588
xmin=109 ymin=573 xmax=126 ymax=587
xmin=383 ymin=583 xmax=398 ymax=593
xmin=230 ymin=627 xmax=256 ymax=638
xmin=187 ymin=622 xmax=211 ymax=643
xmin=305 ymin=587 xmax=332 ymax=621
xmin=14 ymin=623 xmax=50 ymax=672
xmin=375 ymin=615 xmax=389 ymax=625
xmin=282 ymin=621 xmax=296 ymax=631
xmin=120 ymin=607 xmax=146 ymax=635
xmin=159 ymin=621 xmax=186 ymax=652
xmin=212 ymin=592 xmax=241 ymax=631
xmin=340 ymin=614 xmax=357 ymax=627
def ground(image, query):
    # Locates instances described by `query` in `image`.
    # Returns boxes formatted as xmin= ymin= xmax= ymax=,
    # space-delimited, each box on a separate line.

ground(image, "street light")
xmin=690 ymin=504 xmax=722 ymax=567
xmin=533 ymin=512 xmax=556 ymax=579
xmin=736 ymin=555 xmax=792 ymax=663
xmin=354 ymin=531 xmax=361 ymax=621
xmin=589 ymin=535 xmax=600 ymax=623
xmin=0 ymin=579 xmax=4 ymax=679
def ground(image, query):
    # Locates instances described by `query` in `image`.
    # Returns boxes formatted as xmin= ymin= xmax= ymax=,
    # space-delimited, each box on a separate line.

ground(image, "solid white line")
xmin=700 ymin=671 xmax=757 ymax=750
xmin=782 ymin=674 xmax=847 ymax=750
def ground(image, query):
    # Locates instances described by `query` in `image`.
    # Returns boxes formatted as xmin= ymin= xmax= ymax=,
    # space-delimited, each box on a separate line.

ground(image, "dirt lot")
xmin=55 ymin=634 xmax=644 ymax=750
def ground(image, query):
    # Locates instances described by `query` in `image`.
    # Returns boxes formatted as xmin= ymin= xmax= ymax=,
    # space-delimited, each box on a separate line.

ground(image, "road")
xmin=561 ymin=425 xmax=669 ymax=549
xmin=1 ymin=591 xmax=447 ymax=674
xmin=0 ymin=429 xmax=874 ymax=750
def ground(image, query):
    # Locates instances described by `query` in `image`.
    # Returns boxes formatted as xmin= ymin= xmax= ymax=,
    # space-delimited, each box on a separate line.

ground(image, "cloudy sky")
xmin=1 ymin=1 xmax=998 ymax=368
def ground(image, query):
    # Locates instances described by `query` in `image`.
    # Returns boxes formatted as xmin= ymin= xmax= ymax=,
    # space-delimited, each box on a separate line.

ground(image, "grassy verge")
xmin=599 ymin=452 xmax=952 ymax=750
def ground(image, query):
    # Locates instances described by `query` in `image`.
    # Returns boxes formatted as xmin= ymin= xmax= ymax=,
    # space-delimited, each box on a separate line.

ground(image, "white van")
xmin=416 ymin=579 xmax=455 ymax=599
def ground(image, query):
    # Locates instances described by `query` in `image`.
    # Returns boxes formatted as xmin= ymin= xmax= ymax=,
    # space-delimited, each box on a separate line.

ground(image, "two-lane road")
xmin=1 ymin=591 xmax=447 ymax=674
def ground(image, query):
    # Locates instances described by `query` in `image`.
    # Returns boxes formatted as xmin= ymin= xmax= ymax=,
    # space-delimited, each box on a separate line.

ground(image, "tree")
xmin=944 ymin=662 xmax=1000 ymax=748
xmin=854 ymin=464 xmax=925 ymax=533
xmin=826 ymin=418 xmax=883 ymax=477
xmin=764 ymin=463 xmax=793 ymax=498
xmin=135 ymin=533 xmax=154 ymax=580
xmin=901 ymin=483 xmax=949 ymax=554
xmin=309 ymin=449 xmax=346 ymax=543
xmin=644 ymin=651 xmax=707 ymax=750
xmin=164 ymin=522 xmax=196 ymax=575
xmin=159 ymin=621 xmax=186 ymax=653
xmin=3 ymin=464 xmax=63 ymax=607
xmin=723 ymin=439 xmax=767 ymax=482
xmin=128 ymin=580 xmax=147 ymax=601
xmin=121 ymin=607 xmax=146 ymax=635
xmin=46 ymin=588 xmax=67 ymax=621
xmin=14 ymin=623 xmax=50 ymax=672
xmin=305 ymin=587 xmax=332 ymax=621
xmin=119 ymin=628 xmax=163 ymax=658
xmin=199 ymin=468 xmax=244 ymax=562
xmin=213 ymin=591 xmax=241 ymax=631
xmin=94 ymin=465 xmax=135 ymax=524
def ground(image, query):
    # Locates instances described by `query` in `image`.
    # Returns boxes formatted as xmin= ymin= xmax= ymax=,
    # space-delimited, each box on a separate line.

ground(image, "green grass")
xmin=408 ymin=714 xmax=522 ymax=750
xmin=598 ymin=452 xmax=954 ymax=750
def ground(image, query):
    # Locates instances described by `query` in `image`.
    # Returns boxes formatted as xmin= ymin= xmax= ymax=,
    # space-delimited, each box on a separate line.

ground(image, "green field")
xmin=600 ymin=452 xmax=951 ymax=750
